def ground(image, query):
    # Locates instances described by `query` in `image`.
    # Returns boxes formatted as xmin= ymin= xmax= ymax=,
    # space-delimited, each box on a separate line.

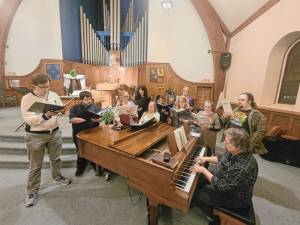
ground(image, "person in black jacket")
xmin=69 ymin=91 xmax=101 ymax=176
xmin=134 ymin=86 xmax=150 ymax=119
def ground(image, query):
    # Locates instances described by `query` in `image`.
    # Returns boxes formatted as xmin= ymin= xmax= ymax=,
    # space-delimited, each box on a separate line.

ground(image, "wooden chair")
xmin=213 ymin=202 xmax=256 ymax=225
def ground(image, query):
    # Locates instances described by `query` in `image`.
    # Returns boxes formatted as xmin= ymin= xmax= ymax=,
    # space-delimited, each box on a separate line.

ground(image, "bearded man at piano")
xmin=191 ymin=128 xmax=258 ymax=225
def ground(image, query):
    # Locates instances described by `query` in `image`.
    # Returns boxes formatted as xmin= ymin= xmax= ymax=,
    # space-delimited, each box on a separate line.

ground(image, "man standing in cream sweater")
xmin=21 ymin=74 xmax=71 ymax=207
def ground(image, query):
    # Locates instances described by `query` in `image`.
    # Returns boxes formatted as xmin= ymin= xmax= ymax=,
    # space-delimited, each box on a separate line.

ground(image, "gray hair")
xmin=224 ymin=128 xmax=250 ymax=153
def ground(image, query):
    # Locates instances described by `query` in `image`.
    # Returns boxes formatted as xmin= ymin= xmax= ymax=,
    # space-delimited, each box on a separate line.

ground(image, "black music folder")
xmin=130 ymin=117 xmax=156 ymax=131
xmin=76 ymin=110 xmax=101 ymax=121
xmin=28 ymin=102 xmax=65 ymax=113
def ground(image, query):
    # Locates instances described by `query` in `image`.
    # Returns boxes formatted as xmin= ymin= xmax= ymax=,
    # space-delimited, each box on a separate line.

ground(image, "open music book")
xmin=118 ymin=105 xmax=138 ymax=116
xmin=76 ymin=110 xmax=101 ymax=121
xmin=173 ymin=126 xmax=188 ymax=151
xmin=27 ymin=102 xmax=65 ymax=113
xmin=130 ymin=117 xmax=156 ymax=131
xmin=192 ymin=112 xmax=210 ymax=124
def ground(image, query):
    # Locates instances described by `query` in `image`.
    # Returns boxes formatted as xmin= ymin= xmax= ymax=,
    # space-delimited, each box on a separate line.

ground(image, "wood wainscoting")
xmin=4 ymin=60 xmax=214 ymax=110
xmin=259 ymin=107 xmax=300 ymax=139
xmin=4 ymin=59 xmax=139 ymax=103
xmin=139 ymin=63 xmax=214 ymax=108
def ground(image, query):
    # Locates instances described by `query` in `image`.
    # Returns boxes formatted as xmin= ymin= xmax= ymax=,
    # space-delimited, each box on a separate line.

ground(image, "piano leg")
xmin=147 ymin=199 xmax=159 ymax=225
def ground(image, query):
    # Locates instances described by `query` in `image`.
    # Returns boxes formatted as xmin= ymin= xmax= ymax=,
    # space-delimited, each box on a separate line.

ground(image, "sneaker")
xmin=24 ymin=193 xmax=38 ymax=207
xmin=53 ymin=176 xmax=72 ymax=185
xmin=104 ymin=172 xmax=111 ymax=181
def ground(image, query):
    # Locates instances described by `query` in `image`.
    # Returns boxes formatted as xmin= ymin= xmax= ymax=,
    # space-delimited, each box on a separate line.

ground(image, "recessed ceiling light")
xmin=161 ymin=0 xmax=173 ymax=10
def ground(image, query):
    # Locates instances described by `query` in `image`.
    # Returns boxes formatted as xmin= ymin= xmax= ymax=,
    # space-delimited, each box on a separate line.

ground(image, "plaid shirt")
xmin=211 ymin=151 xmax=258 ymax=208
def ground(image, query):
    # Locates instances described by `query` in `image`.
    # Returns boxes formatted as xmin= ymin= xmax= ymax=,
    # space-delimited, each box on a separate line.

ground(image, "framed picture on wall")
xmin=46 ymin=63 xmax=61 ymax=80
xmin=150 ymin=68 xmax=166 ymax=83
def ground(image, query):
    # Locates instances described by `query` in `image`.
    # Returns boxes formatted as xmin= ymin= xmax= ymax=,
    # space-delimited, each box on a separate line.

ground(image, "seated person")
xmin=191 ymin=128 xmax=258 ymax=225
xmin=139 ymin=101 xmax=160 ymax=124
xmin=114 ymin=89 xmax=138 ymax=127
xmin=156 ymin=95 xmax=168 ymax=123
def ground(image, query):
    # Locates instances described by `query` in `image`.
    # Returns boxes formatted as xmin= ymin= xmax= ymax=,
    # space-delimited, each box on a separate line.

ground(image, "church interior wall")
xmin=226 ymin=0 xmax=300 ymax=111
xmin=5 ymin=0 xmax=63 ymax=75
xmin=147 ymin=0 xmax=213 ymax=83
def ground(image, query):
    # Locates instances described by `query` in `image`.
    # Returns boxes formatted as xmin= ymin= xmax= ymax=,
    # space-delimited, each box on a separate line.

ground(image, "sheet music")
xmin=222 ymin=99 xmax=233 ymax=115
xmin=174 ymin=126 xmax=188 ymax=151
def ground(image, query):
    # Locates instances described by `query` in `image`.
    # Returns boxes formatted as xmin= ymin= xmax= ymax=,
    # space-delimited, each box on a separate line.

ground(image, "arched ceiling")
xmin=209 ymin=0 xmax=269 ymax=31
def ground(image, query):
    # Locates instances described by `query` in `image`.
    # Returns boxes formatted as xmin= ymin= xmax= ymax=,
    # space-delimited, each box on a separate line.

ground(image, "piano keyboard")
xmin=175 ymin=146 xmax=206 ymax=193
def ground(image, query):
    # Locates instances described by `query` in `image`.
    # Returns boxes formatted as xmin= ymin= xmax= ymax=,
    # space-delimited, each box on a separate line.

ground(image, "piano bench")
xmin=213 ymin=203 xmax=255 ymax=225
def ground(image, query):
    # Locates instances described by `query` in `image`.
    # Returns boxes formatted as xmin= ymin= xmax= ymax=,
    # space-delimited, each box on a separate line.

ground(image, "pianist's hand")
xmin=191 ymin=164 xmax=205 ymax=174
xmin=196 ymin=156 xmax=207 ymax=165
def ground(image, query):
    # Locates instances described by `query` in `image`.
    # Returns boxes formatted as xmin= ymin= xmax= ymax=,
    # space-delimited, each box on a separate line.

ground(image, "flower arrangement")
xmin=69 ymin=69 xmax=78 ymax=78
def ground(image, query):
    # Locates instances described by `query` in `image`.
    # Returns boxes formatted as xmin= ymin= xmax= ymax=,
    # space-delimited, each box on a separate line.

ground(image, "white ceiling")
xmin=209 ymin=0 xmax=269 ymax=31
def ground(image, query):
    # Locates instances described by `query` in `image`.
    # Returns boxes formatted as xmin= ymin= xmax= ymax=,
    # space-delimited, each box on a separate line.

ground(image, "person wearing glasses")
xmin=114 ymin=89 xmax=137 ymax=127
xmin=21 ymin=74 xmax=71 ymax=207
xmin=222 ymin=92 xmax=267 ymax=154
xmin=191 ymin=128 xmax=258 ymax=225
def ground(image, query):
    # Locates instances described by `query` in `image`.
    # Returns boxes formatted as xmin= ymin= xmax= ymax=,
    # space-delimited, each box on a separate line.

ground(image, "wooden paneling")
xmin=259 ymin=107 xmax=300 ymax=138
xmin=139 ymin=63 xmax=214 ymax=108
xmin=4 ymin=59 xmax=139 ymax=102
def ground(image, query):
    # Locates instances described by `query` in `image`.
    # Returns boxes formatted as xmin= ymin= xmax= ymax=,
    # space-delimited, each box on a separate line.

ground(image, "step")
xmin=0 ymin=141 xmax=76 ymax=155
xmin=0 ymin=154 xmax=77 ymax=169
xmin=0 ymin=134 xmax=74 ymax=143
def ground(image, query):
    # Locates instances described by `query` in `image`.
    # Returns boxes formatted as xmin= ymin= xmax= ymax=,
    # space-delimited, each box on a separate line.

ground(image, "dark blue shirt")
xmin=69 ymin=103 xmax=99 ymax=135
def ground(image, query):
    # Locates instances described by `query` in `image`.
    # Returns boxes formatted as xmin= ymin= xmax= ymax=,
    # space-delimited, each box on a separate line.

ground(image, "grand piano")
xmin=77 ymin=122 xmax=206 ymax=225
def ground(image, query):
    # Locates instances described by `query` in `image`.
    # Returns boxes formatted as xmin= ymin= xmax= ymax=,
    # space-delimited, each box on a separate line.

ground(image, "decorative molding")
xmin=0 ymin=0 xmax=23 ymax=85
xmin=191 ymin=0 xmax=226 ymax=104
xmin=230 ymin=0 xmax=281 ymax=38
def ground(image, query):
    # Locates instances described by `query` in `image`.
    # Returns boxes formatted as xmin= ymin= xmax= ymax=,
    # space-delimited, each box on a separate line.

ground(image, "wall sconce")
xmin=161 ymin=0 xmax=173 ymax=10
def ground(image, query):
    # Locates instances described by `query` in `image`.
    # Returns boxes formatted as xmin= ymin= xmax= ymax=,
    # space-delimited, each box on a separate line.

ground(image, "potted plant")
xmin=101 ymin=111 xmax=114 ymax=125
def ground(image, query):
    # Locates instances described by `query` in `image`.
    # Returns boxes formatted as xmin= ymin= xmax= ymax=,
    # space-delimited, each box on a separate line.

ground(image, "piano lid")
xmin=77 ymin=123 xmax=175 ymax=157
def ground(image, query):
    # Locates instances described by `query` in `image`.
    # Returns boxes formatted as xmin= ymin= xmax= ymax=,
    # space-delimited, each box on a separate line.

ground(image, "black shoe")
xmin=75 ymin=168 xmax=84 ymax=177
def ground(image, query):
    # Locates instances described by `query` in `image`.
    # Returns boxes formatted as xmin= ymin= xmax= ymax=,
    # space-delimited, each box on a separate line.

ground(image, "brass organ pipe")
xmin=110 ymin=0 xmax=113 ymax=50
xmin=117 ymin=0 xmax=120 ymax=50
xmin=103 ymin=0 xmax=106 ymax=32
xmin=89 ymin=24 xmax=93 ymax=64
xmin=84 ymin=13 xmax=88 ymax=64
xmin=80 ymin=6 xmax=85 ymax=63
xmin=86 ymin=18 xmax=90 ymax=64
xmin=145 ymin=11 xmax=148 ymax=63
xmin=141 ymin=16 xmax=144 ymax=64
xmin=114 ymin=0 xmax=117 ymax=50
xmin=138 ymin=21 xmax=142 ymax=64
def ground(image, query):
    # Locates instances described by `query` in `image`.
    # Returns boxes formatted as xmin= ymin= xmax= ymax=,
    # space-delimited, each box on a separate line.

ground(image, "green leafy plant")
xmin=101 ymin=111 xmax=114 ymax=125
xmin=69 ymin=69 xmax=77 ymax=78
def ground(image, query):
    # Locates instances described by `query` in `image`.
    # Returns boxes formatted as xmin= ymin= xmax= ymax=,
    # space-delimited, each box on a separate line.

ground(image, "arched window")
xmin=277 ymin=40 xmax=300 ymax=104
